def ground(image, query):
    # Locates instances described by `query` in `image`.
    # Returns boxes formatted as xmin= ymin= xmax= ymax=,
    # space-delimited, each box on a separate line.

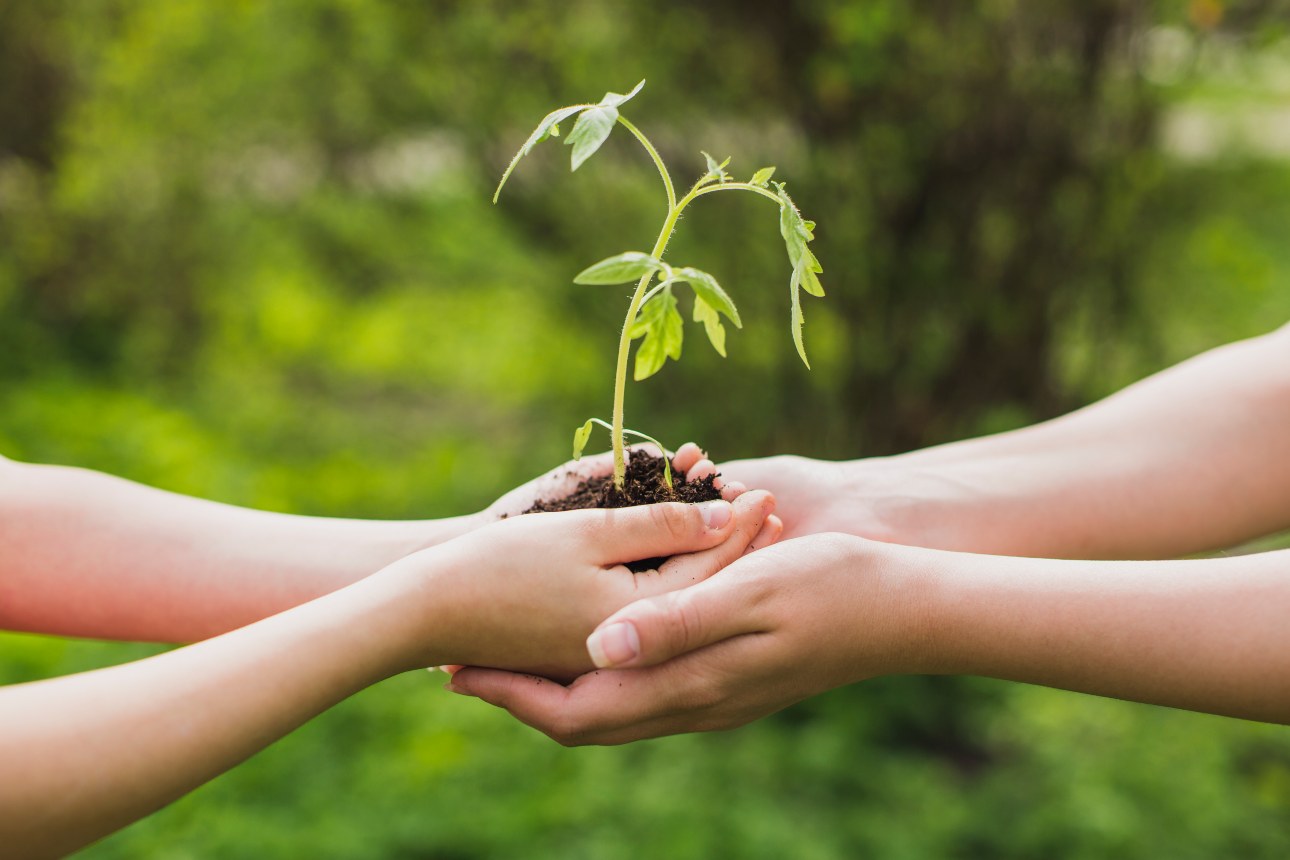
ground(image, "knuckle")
xmin=664 ymin=661 xmax=726 ymax=713
xmin=652 ymin=503 xmax=696 ymax=543
xmin=691 ymin=677 xmax=728 ymax=712
xmin=660 ymin=592 xmax=704 ymax=654
xmin=741 ymin=566 xmax=781 ymax=611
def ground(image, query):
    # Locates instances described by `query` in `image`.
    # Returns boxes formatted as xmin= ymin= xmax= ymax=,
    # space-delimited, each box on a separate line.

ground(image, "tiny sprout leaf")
xmin=566 ymin=105 xmax=619 ymax=171
xmin=750 ymin=166 xmax=776 ymax=187
xmin=573 ymin=418 xmax=595 ymax=460
xmin=675 ymin=266 xmax=742 ymax=328
xmin=598 ymin=79 xmax=646 ymax=108
xmin=700 ymin=151 xmax=733 ymax=184
xmin=574 ymin=252 xmax=661 ymax=285
xmin=494 ymin=103 xmax=590 ymax=203
xmin=693 ymin=297 xmax=727 ymax=357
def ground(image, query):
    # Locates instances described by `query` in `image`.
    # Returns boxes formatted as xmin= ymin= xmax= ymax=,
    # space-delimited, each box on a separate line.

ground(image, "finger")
xmin=719 ymin=480 xmax=746 ymax=501
xmin=447 ymin=664 xmax=685 ymax=746
xmin=671 ymin=442 xmax=705 ymax=474
xmin=446 ymin=668 xmax=573 ymax=731
xmin=586 ymin=556 xmax=772 ymax=670
xmin=748 ymin=514 xmax=783 ymax=552
xmin=685 ymin=458 xmax=716 ymax=483
xmin=569 ymin=500 xmax=735 ymax=564
xmin=638 ymin=491 xmax=773 ymax=592
xmin=453 ymin=637 xmax=768 ymax=746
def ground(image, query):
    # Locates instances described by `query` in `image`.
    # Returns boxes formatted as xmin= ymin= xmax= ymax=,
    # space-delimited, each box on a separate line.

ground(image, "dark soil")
xmin=522 ymin=449 xmax=722 ymax=571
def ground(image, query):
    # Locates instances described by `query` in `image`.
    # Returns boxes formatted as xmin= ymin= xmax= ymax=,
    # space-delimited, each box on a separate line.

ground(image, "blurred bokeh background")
xmin=3 ymin=0 xmax=1290 ymax=856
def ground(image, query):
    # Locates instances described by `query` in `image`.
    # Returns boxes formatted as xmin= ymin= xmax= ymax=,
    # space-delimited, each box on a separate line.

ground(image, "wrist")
xmin=355 ymin=546 xmax=464 ymax=676
xmin=834 ymin=535 xmax=956 ymax=677
xmin=855 ymin=446 xmax=1044 ymax=554
xmin=401 ymin=511 xmax=488 ymax=555
xmin=831 ymin=456 xmax=963 ymax=550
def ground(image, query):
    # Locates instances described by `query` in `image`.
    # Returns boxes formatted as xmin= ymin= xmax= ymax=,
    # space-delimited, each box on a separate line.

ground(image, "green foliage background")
xmin=3 ymin=1 xmax=1290 ymax=856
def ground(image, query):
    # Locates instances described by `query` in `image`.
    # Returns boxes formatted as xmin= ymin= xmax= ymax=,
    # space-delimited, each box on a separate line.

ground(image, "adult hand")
xmin=715 ymin=454 xmax=923 ymax=542
xmin=446 ymin=533 xmax=930 ymax=743
xmin=394 ymin=490 xmax=781 ymax=681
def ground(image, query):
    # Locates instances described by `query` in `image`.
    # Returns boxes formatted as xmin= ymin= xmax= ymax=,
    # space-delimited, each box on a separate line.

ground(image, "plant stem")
xmin=611 ymin=208 xmax=683 ymax=487
xmin=584 ymin=418 xmax=673 ymax=489
xmin=692 ymin=181 xmax=783 ymax=205
xmin=609 ymin=162 xmax=783 ymax=488
xmin=617 ymin=117 xmax=676 ymax=211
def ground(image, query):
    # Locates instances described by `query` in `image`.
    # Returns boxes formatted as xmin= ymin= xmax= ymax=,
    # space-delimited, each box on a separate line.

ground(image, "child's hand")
xmin=482 ymin=442 xmax=752 ymax=520
xmin=385 ymin=490 xmax=779 ymax=681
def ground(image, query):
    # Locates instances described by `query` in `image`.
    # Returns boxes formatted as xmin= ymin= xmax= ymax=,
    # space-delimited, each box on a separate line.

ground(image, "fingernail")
xmin=587 ymin=622 xmax=640 ymax=668
xmin=698 ymin=500 xmax=732 ymax=530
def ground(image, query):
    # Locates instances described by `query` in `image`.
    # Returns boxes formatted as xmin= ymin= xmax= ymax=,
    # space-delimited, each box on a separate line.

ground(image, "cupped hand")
xmin=392 ymin=489 xmax=780 ymax=681
xmin=446 ymin=533 xmax=933 ymax=744
xmin=713 ymin=453 xmax=935 ymax=543
xmin=483 ymin=442 xmax=757 ymax=521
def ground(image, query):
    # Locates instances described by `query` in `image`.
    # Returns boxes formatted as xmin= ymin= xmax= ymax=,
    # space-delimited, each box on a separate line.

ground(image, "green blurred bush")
xmin=2 ymin=1 xmax=1288 ymax=856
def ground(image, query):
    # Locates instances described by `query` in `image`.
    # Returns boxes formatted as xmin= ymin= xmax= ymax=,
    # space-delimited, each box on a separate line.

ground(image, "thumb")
xmin=574 ymin=500 xmax=735 ymax=565
xmin=585 ymin=570 xmax=761 ymax=669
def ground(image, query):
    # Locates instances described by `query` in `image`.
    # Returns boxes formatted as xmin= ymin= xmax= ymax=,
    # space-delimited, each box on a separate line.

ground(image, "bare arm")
xmin=448 ymin=535 xmax=1290 ymax=744
xmin=0 ymin=457 xmax=479 ymax=642
xmin=922 ymin=544 xmax=1290 ymax=719
xmin=721 ymin=324 xmax=1290 ymax=558
xmin=0 ymin=446 xmax=680 ymax=642
xmin=0 ymin=495 xmax=773 ymax=858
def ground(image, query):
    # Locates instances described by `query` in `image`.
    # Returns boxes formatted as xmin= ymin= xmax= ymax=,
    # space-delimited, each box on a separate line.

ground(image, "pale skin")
xmin=715 ymin=321 xmax=1290 ymax=559
xmin=0 ymin=447 xmax=781 ymax=857
xmin=448 ymin=324 xmax=1290 ymax=740
xmin=0 ymin=445 xmax=759 ymax=642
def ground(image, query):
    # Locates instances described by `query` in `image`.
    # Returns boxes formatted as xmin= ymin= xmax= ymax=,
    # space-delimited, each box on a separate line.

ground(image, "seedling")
xmin=494 ymin=80 xmax=824 ymax=493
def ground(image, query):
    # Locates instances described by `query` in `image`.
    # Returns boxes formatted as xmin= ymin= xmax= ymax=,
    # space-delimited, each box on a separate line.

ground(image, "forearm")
xmin=905 ymin=544 xmax=1290 ymax=723
xmin=0 ymin=564 xmax=430 ymax=859
xmin=0 ymin=460 xmax=481 ymax=641
xmin=871 ymin=325 xmax=1290 ymax=558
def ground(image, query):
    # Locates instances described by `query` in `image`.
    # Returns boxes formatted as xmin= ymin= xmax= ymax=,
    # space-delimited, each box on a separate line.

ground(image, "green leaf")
xmin=775 ymin=182 xmax=822 ymax=367
xmin=493 ymin=81 xmax=645 ymax=200
xmin=628 ymin=290 xmax=671 ymax=338
xmin=798 ymin=253 xmax=825 ymax=297
xmin=750 ymin=166 xmax=776 ymax=187
xmin=790 ymin=269 xmax=810 ymax=369
xmin=700 ymin=151 xmax=732 ymax=184
xmin=572 ymin=418 xmax=595 ymax=460
xmin=494 ymin=103 xmax=590 ymax=203
xmin=663 ymin=298 xmax=683 ymax=362
xmin=574 ymin=252 xmax=660 ymax=285
xmin=598 ymin=79 xmax=645 ymax=108
xmin=631 ymin=291 xmax=683 ymax=380
xmin=675 ymin=266 xmax=742 ymax=328
xmin=633 ymin=329 xmax=666 ymax=381
xmin=565 ymin=105 xmax=619 ymax=171
xmin=693 ymin=297 xmax=727 ymax=357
